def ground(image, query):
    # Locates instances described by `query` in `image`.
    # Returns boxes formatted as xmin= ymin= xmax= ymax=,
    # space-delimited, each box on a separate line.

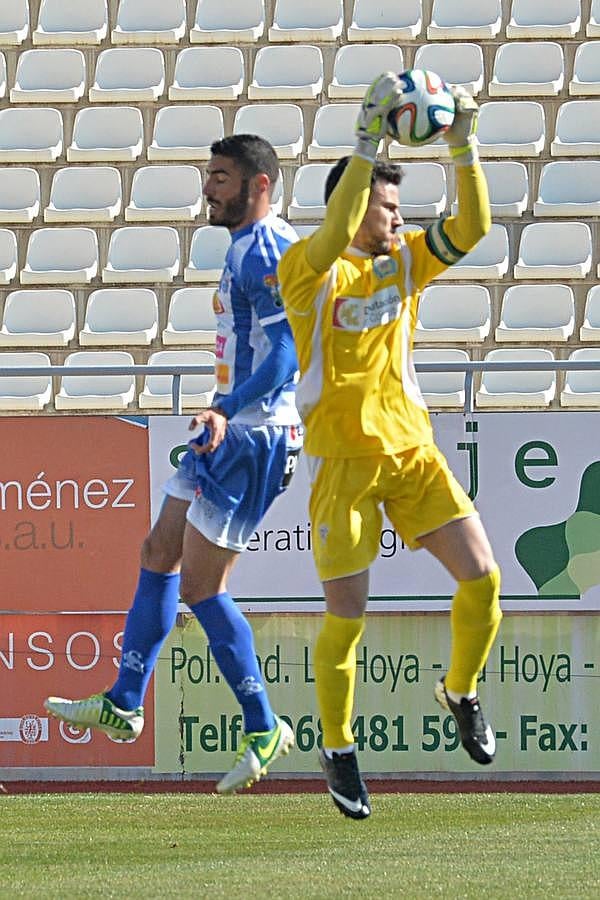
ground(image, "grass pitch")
xmin=1 ymin=792 xmax=598 ymax=898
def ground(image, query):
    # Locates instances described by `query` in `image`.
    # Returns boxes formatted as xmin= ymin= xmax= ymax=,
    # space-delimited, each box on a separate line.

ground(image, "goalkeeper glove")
xmin=443 ymin=86 xmax=479 ymax=164
xmin=355 ymin=71 xmax=403 ymax=162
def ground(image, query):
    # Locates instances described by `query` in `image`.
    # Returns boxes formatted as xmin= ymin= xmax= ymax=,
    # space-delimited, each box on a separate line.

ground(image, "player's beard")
xmin=207 ymin=179 xmax=250 ymax=229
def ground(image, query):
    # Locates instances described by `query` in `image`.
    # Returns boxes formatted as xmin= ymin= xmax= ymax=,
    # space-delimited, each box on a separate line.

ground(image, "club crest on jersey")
xmin=373 ymin=256 xmax=398 ymax=280
xmin=263 ymin=273 xmax=283 ymax=307
xmin=212 ymin=290 xmax=225 ymax=314
xmin=333 ymin=287 xmax=402 ymax=331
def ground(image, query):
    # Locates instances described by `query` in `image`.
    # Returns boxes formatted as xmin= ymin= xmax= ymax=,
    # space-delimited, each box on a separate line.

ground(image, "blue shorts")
xmin=164 ymin=423 xmax=303 ymax=552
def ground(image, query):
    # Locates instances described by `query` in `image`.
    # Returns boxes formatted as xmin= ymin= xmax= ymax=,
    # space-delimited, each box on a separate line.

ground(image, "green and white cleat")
xmin=44 ymin=693 xmax=144 ymax=742
xmin=216 ymin=715 xmax=294 ymax=794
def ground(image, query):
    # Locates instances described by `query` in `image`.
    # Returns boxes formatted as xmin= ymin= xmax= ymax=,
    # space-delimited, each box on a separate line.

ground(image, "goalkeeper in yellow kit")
xmin=278 ymin=74 xmax=502 ymax=819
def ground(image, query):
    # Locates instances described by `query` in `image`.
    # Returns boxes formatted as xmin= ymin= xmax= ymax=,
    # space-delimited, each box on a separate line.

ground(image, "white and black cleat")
xmin=435 ymin=678 xmax=495 ymax=765
xmin=319 ymin=748 xmax=371 ymax=820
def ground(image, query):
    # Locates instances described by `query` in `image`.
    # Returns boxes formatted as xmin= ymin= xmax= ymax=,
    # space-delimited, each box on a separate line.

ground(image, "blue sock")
xmin=190 ymin=592 xmax=275 ymax=734
xmin=107 ymin=568 xmax=180 ymax=711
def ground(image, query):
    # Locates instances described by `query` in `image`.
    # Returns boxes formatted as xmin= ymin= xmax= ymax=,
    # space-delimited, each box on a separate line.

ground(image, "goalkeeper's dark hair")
xmin=324 ymin=156 xmax=403 ymax=204
xmin=210 ymin=134 xmax=279 ymax=188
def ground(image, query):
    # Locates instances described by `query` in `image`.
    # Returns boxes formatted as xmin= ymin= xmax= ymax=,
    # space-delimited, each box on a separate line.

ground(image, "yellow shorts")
xmin=307 ymin=443 xmax=475 ymax=582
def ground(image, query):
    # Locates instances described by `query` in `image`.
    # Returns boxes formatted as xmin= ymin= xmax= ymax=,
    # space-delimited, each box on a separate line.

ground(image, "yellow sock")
xmin=446 ymin=566 xmax=502 ymax=697
xmin=314 ymin=611 xmax=365 ymax=748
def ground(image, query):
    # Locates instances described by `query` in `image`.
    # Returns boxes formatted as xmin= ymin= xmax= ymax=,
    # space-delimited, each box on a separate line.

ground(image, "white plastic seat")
xmin=80 ymin=288 xmax=158 ymax=346
xmin=139 ymin=349 xmax=216 ymax=409
xmin=428 ymin=0 xmax=502 ymax=39
xmin=451 ymin=161 xmax=528 ymax=218
xmin=329 ymin=44 xmax=404 ymax=99
xmin=414 ymin=285 xmax=490 ymax=343
xmin=496 ymin=285 xmax=574 ymax=343
xmin=11 ymin=48 xmax=85 ymax=103
xmin=0 ymin=108 xmax=62 ymax=163
xmin=148 ymin=106 xmax=223 ymax=161
xmin=0 ymin=230 xmax=18 ymax=284
xmin=163 ymin=288 xmax=217 ymax=345
xmin=570 ymin=42 xmax=600 ymax=95
xmin=169 ymin=46 xmax=244 ymax=101
xmin=489 ymin=42 xmax=564 ymax=97
xmin=270 ymin=172 xmax=284 ymax=217
xmin=389 ymin=133 xmax=450 ymax=160
xmin=308 ymin=104 xmax=362 ymax=159
xmin=551 ymin=101 xmax=600 ymax=156
xmin=112 ymin=0 xmax=186 ymax=44
xmin=287 ymin=164 xmax=332 ymax=220
xmin=234 ymin=104 xmax=304 ymax=159
xmin=248 ymin=45 xmax=323 ymax=100
xmin=476 ymin=348 xmax=556 ymax=408
xmin=412 ymin=348 xmax=469 ymax=408
xmin=269 ymin=0 xmax=343 ymax=42
xmin=580 ymin=286 xmax=600 ymax=340
xmin=103 ymin=227 xmax=180 ymax=284
xmin=348 ymin=0 xmax=422 ymax=41
xmin=33 ymin=0 xmax=108 ymax=45
xmin=0 ymin=168 xmax=40 ymax=223
xmin=589 ymin=1 xmax=600 ymax=37
xmin=184 ymin=226 xmax=231 ymax=282
xmin=0 ymin=1 xmax=29 ymax=45
xmin=0 ymin=289 xmax=75 ymax=346
xmin=21 ymin=227 xmax=98 ymax=285
xmin=534 ymin=161 xmax=600 ymax=217
xmin=126 ymin=166 xmax=202 ymax=223
xmin=191 ymin=0 xmax=264 ymax=43
xmin=68 ymin=106 xmax=143 ymax=162
xmin=437 ymin=224 xmax=509 ymax=280
xmin=55 ymin=350 xmax=136 ymax=410
xmin=397 ymin=163 xmax=447 ymax=218
xmin=508 ymin=0 xmax=581 ymax=38
xmin=45 ymin=167 xmax=121 ymax=223
xmin=515 ymin=222 xmax=592 ymax=279
xmin=90 ymin=48 xmax=165 ymax=102
xmin=561 ymin=349 xmax=600 ymax=407
xmin=413 ymin=43 xmax=484 ymax=95
xmin=0 ymin=53 xmax=5 ymax=98
xmin=476 ymin=101 xmax=545 ymax=157
xmin=0 ymin=352 xmax=51 ymax=410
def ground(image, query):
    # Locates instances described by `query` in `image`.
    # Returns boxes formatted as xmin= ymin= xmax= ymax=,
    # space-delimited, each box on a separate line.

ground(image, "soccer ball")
xmin=387 ymin=69 xmax=456 ymax=147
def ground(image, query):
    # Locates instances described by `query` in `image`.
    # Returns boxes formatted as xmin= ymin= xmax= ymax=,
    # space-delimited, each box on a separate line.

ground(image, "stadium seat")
xmin=54 ymin=350 xmax=136 ymax=411
xmin=388 ymin=133 xmax=449 ymax=160
xmin=570 ymin=42 xmax=600 ymax=95
xmin=169 ymin=46 xmax=244 ymax=101
xmin=269 ymin=0 xmax=343 ymax=42
xmin=270 ymin=172 xmax=284 ymax=217
xmin=0 ymin=107 xmax=62 ymax=163
xmin=89 ymin=48 xmax=165 ymax=102
xmin=427 ymin=0 xmax=502 ymax=39
xmin=396 ymin=163 xmax=447 ymax=218
xmin=534 ymin=161 xmax=600 ymax=217
xmin=476 ymin=101 xmax=545 ymax=157
xmin=148 ymin=105 xmax=223 ymax=162
xmin=308 ymin=104 xmax=362 ymax=160
xmin=80 ymin=288 xmax=158 ymax=346
xmin=0 ymin=230 xmax=18 ymax=284
xmin=580 ymin=286 xmax=600 ymax=340
xmin=112 ymin=0 xmax=186 ymax=44
xmin=138 ymin=349 xmax=216 ymax=409
xmin=33 ymin=0 xmax=108 ymax=45
xmin=551 ymin=101 xmax=600 ymax=155
xmin=514 ymin=222 xmax=592 ymax=279
xmin=190 ymin=0 xmax=265 ymax=43
xmin=0 ymin=168 xmax=40 ymax=223
xmin=293 ymin=224 xmax=319 ymax=239
xmin=329 ymin=44 xmax=404 ymax=99
xmin=103 ymin=227 xmax=180 ymax=284
xmin=0 ymin=352 xmax=52 ymax=411
xmin=184 ymin=226 xmax=231 ymax=282
xmin=347 ymin=0 xmax=422 ymax=41
xmin=561 ymin=349 xmax=600 ymax=407
xmin=413 ymin=348 xmax=470 ymax=408
xmin=234 ymin=104 xmax=304 ymax=160
xmin=287 ymin=164 xmax=332 ymax=220
xmin=413 ymin=43 xmax=484 ymax=95
xmin=21 ymin=227 xmax=98 ymax=284
xmin=507 ymin=0 xmax=581 ymax=38
xmin=0 ymin=288 xmax=76 ymax=346
xmin=414 ymin=284 xmax=491 ymax=343
xmin=248 ymin=45 xmax=323 ymax=100
xmin=11 ymin=48 xmax=86 ymax=103
xmin=495 ymin=284 xmax=574 ymax=342
xmin=451 ymin=161 xmax=528 ymax=218
xmin=0 ymin=53 xmax=6 ymax=98
xmin=0 ymin=0 xmax=29 ymax=45
xmin=45 ymin=167 xmax=122 ymax=223
xmin=476 ymin=348 xmax=556 ymax=408
xmin=162 ymin=288 xmax=217 ymax=345
xmin=68 ymin=106 xmax=143 ymax=162
xmin=489 ymin=42 xmax=564 ymax=96
xmin=588 ymin=0 xmax=600 ymax=37
xmin=126 ymin=165 xmax=202 ymax=222
xmin=436 ymin=224 xmax=509 ymax=280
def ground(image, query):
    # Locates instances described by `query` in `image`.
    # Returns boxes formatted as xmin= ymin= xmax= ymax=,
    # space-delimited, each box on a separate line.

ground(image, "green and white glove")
xmin=443 ymin=86 xmax=479 ymax=165
xmin=355 ymin=71 xmax=403 ymax=162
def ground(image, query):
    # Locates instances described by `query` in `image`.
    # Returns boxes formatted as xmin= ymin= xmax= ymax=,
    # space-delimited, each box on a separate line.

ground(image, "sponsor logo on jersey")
xmin=333 ymin=286 xmax=402 ymax=332
xmin=215 ymin=334 xmax=226 ymax=358
xmin=373 ymin=256 xmax=398 ymax=279
xmin=216 ymin=363 xmax=230 ymax=386
xmin=212 ymin=291 xmax=225 ymax=314
xmin=263 ymin=273 xmax=283 ymax=307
